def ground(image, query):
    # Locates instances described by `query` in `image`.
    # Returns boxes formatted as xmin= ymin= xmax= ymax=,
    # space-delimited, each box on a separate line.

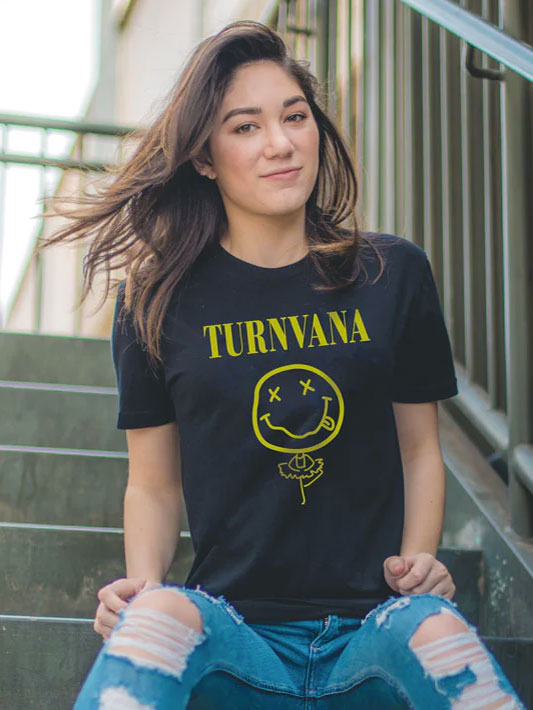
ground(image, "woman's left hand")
xmin=383 ymin=552 xmax=456 ymax=600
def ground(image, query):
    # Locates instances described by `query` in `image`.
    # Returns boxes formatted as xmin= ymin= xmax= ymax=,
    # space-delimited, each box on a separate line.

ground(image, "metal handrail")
xmin=0 ymin=152 xmax=111 ymax=172
xmin=400 ymin=0 xmax=533 ymax=82
xmin=0 ymin=115 xmax=134 ymax=330
xmin=0 ymin=112 xmax=136 ymax=136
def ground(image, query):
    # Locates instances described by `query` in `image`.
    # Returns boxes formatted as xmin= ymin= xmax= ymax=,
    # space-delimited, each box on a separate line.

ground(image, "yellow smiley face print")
xmin=251 ymin=364 xmax=345 ymax=454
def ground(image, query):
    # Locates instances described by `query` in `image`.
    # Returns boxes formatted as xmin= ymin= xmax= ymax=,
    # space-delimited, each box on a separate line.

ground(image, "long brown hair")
xmin=42 ymin=20 xmax=385 ymax=364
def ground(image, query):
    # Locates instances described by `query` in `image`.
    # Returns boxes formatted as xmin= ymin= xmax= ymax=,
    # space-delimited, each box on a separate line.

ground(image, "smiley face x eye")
xmin=299 ymin=379 xmax=315 ymax=395
xmin=268 ymin=386 xmax=281 ymax=402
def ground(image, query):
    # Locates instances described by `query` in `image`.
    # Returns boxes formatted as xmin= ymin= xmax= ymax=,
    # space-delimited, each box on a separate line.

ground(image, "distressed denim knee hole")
xmin=409 ymin=609 xmax=525 ymax=709
xmin=105 ymin=606 xmax=207 ymax=682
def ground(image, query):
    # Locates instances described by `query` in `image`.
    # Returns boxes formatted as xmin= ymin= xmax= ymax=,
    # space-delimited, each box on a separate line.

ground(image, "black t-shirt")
xmin=111 ymin=233 xmax=458 ymax=623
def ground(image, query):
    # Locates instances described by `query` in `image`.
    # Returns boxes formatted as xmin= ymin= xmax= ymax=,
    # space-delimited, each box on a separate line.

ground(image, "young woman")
xmin=46 ymin=19 xmax=524 ymax=710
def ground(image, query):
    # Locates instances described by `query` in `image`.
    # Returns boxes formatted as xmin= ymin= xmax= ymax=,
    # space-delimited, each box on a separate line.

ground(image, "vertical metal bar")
xmin=482 ymin=0 xmax=500 ymax=410
xmin=461 ymin=0 xmax=487 ymax=390
xmin=315 ymin=0 xmax=329 ymax=90
xmin=0 ymin=123 xmax=6 ymax=329
xmin=336 ymin=0 xmax=351 ymax=142
xmin=296 ymin=0 xmax=307 ymax=58
xmin=499 ymin=0 xmax=533 ymax=536
xmin=381 ymin=0 xmax=396 ymax=232
xmin=353 ymin=0 xmax=366 ymax=226
xmin=327 ymin=0 xmax=338 ymax=119
xmin=286 ymin=0 xmax=298 ymax=57
xmin=346 ymin=0 xmax=354 ymax=147
xmin=403 ymin=5 xmax=413 ymax=242
xmin=459 ymin=1 xmax=474 ymax=382
xmin=73 ymin=133 xmax=86 ymax=336
xmin=482 ymin=0 xmax=496 ymax=403
xmin=433 ymin=16 xmax=444 ymax=277
xmin=421 ymin=16 xmax=431 ymax=257
xmin=305 ymin=0 xmax=312 ymax=68
xmin=439 ymin=25 xmax=451 ymax=329
xmin=489 ymin=0 xmax=506 ymax=413
xmin=471 ymin=12 xmax=488 ymax=394
xmin=441 ymin=24 xmax=465 ymax=360
xmin=403 ymin=7 xmax=423 ymax=247
xmin=421 ymin=15 xmax=440 ymax=267
xmin=278 ymin=0 xmax=288 ymax=35
xmin=395 ymin=2 xmax=406 ymax=236
xmin=308 ymin=0 xmax=318 ymax=76
xmin=335 ymin=0 xmax=344 ymax=134
xmin=34 ymin=128 xmax=49 ymax=334
xmin=365 ymin=0 xmax=379 ymax=230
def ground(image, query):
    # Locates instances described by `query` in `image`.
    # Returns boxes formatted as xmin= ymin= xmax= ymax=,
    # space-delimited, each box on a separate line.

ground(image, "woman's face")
xmin=201 ymin=60 xmax=320 ymax=220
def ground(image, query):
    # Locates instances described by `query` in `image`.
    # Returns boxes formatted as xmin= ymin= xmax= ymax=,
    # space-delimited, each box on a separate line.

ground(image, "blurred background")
xmin=0 ymin=1 xmax=532 ymax=707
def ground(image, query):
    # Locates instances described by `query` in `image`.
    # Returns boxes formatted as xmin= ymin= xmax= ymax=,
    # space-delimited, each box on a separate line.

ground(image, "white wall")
xmin=115 ymin=0 xmax=203 ymax=125
xmin=115 ymin=0 xmax=271 ymax=125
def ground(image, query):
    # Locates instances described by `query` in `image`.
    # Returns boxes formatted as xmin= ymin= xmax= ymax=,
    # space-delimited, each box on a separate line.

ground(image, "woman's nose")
xmin=263 ymin=126 xmax=294 ymax=158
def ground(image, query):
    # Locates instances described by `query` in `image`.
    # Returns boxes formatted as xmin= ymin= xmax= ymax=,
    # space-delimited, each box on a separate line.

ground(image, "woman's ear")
xmin=191 ymin=148 xmax=216 ymax=180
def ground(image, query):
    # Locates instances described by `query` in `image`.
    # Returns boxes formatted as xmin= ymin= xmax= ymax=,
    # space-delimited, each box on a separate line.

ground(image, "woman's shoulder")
xmin=362 ymin=231 xmax=427 ymax=261
xmin=360 ymin=231 xmax=429 ymax=281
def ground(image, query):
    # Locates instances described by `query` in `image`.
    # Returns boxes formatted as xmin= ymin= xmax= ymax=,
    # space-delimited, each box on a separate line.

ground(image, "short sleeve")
xmin=111 ymin=284 xmax=176 ymax=429
xmin=391 ymin=257 xmax=458 ymax=403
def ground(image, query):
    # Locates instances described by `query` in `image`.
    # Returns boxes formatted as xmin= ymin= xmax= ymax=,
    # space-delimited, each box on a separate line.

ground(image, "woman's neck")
xmin=219 ymin=212 xmax=309 ymax=269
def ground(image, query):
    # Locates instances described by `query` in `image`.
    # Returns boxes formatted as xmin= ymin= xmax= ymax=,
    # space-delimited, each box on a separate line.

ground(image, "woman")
xmin=46 ymin=20 xmax=524 ymax=710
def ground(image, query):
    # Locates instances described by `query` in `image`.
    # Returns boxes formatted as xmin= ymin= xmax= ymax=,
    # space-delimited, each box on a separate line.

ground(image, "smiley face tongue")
xmin=322 ymin=415 xmax=336 ymax=431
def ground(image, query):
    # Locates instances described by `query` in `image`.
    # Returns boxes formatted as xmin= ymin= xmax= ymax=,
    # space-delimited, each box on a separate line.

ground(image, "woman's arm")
xmin=123 ymin=421 xmax=184 ymax=583
xmin=393 ymin=401 xmax=445 ymax=557
xmin=93 ymin=421 xmax=183 ymax=638
xmin=383 ymin=401 xmax=455 ymax=598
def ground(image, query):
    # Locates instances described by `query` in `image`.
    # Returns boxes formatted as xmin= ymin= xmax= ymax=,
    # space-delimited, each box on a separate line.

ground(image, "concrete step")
xmin=0 ymin=523 xmax=193 ymax=617
xmin=1 ymin=617 xmax=530 ymax=710
xmin=0 ymin=446 xmax=128 ymax=527
xmin=0 ymin=615 xmax=102 ymax=710
xmin=0 ymin=332 xmax=115 ymax=387
xmin=436 ymin=547 xmax=482 ymax=626
xmin=0 ymin=382 xmax=124 ymax=451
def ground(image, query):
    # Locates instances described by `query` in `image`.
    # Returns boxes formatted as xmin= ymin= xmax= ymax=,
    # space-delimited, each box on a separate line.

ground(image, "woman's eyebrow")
xmin=221 ymin=95 xmax=308 ymax=124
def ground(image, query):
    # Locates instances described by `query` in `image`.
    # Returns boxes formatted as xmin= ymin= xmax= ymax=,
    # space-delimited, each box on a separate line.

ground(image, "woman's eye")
xmin=287 ymin=113 xmax=306 ymax=122
xmin=235 ymin=113 xmax=307 ymax=134
xmin=235 ymin=123 xmax=256 ymax=134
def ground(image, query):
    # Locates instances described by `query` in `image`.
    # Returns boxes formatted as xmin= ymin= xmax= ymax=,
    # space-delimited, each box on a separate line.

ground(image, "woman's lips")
xmin=262 ymin=167 xmax=302 ymax=180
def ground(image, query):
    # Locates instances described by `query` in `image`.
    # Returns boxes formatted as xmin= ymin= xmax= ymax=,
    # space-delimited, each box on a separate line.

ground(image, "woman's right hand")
xmin=94 ymin=577 xmax=162 ymax=639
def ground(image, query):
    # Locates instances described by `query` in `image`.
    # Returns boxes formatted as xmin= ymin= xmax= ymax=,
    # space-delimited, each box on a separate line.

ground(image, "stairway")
xmin=0 ymin=332 xmax=531 ymax=708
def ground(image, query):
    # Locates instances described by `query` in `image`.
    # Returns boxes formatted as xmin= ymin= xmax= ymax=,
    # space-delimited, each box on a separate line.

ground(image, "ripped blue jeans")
xmin=74 ymin=585 xmax=525 ymax=709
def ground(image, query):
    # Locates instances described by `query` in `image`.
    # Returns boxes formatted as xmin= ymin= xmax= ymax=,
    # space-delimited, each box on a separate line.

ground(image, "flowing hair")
xmin=41 ymin=20 xmax=386 ymax=364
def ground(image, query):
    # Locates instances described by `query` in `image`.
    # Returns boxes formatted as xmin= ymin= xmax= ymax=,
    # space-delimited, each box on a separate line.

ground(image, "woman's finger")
xmin=396 ymin=554 xmax=435 ymax=592
xmin=98 ymin=590 xmax=128 ymax=614
xmin=93 ymin=601 xmax=122 ymax=638
xmin=98 ymin=606 xmax=121 ymax=629
xmin=413 ymin=578 xmax=455 ymax=599
xmin=93 ymin=615 xmax=115 ymax=639
xmin=97 ymin=579 xmax=139 ymax=612
xmin=403 ymin=562 xmax=450 ymax=595
xmin=434 ymin=580 xmax=456 ymax=600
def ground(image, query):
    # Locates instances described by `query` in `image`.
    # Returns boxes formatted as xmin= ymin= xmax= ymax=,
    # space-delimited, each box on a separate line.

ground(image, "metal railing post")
xmin=499 ymin=0 xmax=533 ymax=536
xmin=0 ymin=125 xmax=6 ymax=328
